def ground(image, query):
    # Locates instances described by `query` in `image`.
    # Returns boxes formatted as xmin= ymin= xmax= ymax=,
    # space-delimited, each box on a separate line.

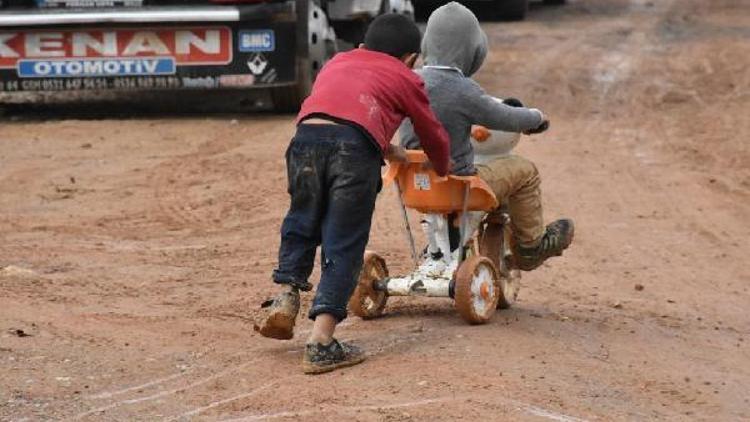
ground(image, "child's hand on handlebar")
xmin=385 ymin=144 xmax=407 ymax=163
xmin=524 ymin=108 xmax=550 ymax=135
xmin=524 ymin=120 xmax=550 ymax=135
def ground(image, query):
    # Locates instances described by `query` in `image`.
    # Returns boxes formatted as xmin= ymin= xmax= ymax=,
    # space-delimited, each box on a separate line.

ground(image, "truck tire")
xmin=496 ymin=0 xmax=528 ymax=20
xmin=271 ymin=1 xmax=337 ymax=112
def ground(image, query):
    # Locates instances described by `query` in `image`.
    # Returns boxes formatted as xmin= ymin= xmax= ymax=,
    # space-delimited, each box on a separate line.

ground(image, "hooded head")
xmin=421 ymin=2 xmax=488 ymax=77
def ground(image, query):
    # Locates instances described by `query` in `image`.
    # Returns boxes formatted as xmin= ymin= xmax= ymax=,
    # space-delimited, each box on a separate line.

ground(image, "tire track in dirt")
xmin=213 ymin=393 xmax=591 ymax=421
xmin=70 ymin=357 xmax=265 ymax=420
xmin=139 ymin=118 xmax=289 ymax=235
xmin=84 ymin=372 xmax=188 ymax=400
xmin=164 ymin=376 xmax=299 ymax=421
xmin=150 ymin=136 xmax=247 ymax=231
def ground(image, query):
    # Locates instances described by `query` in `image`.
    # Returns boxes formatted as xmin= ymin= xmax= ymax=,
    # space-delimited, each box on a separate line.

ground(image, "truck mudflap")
xmin=0 ymin=4 xmax=299 ymax=93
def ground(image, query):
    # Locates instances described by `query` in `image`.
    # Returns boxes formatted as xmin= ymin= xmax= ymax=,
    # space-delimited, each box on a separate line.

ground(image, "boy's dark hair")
xmin=364 ymin=13 xmax=421 ymax=59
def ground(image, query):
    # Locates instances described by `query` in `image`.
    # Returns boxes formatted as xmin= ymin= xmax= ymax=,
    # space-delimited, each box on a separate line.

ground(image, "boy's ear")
xmin=402 ymin=53 xmax=419 ymax=69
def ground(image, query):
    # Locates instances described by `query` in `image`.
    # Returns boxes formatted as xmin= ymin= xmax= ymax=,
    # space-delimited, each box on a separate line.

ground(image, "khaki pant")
xmin=476 ymin=155 xmax=545 ymax=246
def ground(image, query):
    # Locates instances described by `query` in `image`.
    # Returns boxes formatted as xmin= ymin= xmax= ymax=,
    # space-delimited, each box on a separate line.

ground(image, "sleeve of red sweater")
xmin=400 ymin=73 xmax=451 ymax=177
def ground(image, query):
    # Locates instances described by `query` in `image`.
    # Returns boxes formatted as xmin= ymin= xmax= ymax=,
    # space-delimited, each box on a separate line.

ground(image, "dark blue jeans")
xmin=273 ymin=124 xmax=382 ymax=321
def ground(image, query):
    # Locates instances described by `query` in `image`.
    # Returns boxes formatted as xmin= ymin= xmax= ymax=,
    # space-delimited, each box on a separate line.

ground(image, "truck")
xmin=0 ymin=0 xmax=414 ymax=111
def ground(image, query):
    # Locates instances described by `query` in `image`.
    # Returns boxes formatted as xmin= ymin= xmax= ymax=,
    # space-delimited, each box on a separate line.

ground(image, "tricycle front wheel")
xmin=454 ymin=256 xmax=500 ymax=324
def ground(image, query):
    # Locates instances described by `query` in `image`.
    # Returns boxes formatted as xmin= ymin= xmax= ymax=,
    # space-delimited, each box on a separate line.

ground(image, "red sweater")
xmin=297 ymin=48 xmax=451 ymax=176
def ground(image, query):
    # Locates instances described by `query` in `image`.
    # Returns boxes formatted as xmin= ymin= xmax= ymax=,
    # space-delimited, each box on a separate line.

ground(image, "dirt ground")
xmin=1 ymin=0 xmax=749 ymax=420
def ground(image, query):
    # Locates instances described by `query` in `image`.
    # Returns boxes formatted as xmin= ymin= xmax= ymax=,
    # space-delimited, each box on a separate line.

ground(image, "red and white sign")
xmin=0 ymin=27 xmax=232 ymax=69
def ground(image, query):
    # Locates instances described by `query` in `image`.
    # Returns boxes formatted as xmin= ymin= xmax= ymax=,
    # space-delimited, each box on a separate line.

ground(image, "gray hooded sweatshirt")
xmin=400 ymin=2 xmax=543 ymax=175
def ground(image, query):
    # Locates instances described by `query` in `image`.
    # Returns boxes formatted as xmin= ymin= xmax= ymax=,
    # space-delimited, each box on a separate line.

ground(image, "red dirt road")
xmin=1 ymin=0 xmax=749 ymax=420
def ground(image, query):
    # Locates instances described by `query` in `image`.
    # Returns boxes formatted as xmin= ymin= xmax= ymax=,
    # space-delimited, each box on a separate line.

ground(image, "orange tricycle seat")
xmin=383 ymin=150 xmax=498 ymax=214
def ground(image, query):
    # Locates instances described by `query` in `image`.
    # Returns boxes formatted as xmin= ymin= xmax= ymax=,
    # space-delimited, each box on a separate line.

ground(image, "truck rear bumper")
xmin=0 ymin=3 xmax=301 ymax=94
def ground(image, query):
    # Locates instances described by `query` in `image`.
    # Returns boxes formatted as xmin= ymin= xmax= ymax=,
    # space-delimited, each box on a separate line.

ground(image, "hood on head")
xmin=421 ymin=1 xmax=488 ymax=76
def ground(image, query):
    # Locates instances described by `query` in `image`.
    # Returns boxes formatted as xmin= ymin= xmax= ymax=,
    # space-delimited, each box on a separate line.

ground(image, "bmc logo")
xmin=238 ymin=30 xmax=275 ymax=52
xmin=0 ymin=27 xmax=232 ymax=69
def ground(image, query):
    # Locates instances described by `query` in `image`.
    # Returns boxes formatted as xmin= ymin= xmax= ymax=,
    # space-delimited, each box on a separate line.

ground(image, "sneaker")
xmin=253 ymin=289 xmax=300 ymax=340
xmin=302 ymin=338 xmax=366 ymax=374
xmin=513 ymin=218 xmax=575 ymax=271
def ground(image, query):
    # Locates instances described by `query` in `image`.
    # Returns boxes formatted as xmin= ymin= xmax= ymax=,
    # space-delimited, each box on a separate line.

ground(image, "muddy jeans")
xmin=476 ymin=155 xmax=545 ymax=246
xmin=272 ymin=124 xmax=382 ymax=322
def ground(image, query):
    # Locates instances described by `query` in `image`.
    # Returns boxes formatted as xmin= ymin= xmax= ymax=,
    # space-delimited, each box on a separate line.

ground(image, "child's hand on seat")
xmin=385 ymin=144 xmax=407 ymax=163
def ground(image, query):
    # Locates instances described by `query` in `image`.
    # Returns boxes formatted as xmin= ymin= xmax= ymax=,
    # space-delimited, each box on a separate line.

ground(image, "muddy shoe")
xmin=514 ymin=218 xmax=575 ymax=271
xmin=302 ymin=339 xmax=366 ymax=374
xmin=253 ymin=289 xmax=300 ymax=340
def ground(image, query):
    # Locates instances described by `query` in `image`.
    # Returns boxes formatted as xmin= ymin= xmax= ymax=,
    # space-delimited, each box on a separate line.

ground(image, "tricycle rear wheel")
xmin=478 ymin=214 xmax=521 ymax=309
xmin=348 ymin=251 xmax=389 ymax=319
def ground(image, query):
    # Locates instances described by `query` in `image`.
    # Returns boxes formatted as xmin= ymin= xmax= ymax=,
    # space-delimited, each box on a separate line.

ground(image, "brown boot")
xmin=253 ymin=288 xmax=300 ymax=340
xmin=513 ymin=219 xmax=575 ymax=271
